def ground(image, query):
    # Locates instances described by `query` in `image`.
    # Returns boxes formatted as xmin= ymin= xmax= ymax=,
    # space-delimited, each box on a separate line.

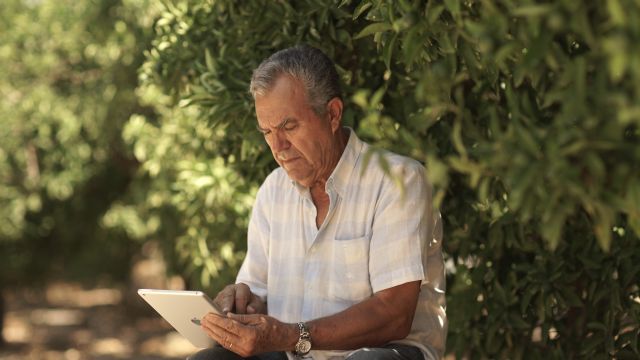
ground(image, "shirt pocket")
xmin=329 ymin=235 xmax=372 ymax=303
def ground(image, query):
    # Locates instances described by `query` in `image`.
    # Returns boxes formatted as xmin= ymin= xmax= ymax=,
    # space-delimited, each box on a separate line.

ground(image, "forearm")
xmin=306 ymin=281 xmax=420 ymax=351
xmin=201 ymin=281 xmax=420 ymax=356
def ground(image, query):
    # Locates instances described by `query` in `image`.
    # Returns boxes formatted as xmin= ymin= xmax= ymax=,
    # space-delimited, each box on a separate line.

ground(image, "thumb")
xmin=228 ymin=312 xmax=265 ymax=326
xmin=227 ymin=312 xmax=250 ymax=324
xmin=247 ymin=305 xmax=256 ymax=314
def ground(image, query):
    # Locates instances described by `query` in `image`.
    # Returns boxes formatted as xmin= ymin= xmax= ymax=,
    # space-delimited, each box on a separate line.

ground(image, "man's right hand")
xmin=214 ymin=283 xmax=266 ymax=315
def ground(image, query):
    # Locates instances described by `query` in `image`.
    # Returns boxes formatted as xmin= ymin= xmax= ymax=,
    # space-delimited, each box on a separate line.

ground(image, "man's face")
xmin=255 ymin=75 xmax=341 ymax=188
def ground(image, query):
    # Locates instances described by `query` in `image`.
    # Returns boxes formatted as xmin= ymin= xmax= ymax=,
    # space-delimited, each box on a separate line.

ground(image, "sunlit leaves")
xmin=135 ymin=0 xmax=640 ymax=357
xmin=0 ymin=0 xmax=156 ymax=282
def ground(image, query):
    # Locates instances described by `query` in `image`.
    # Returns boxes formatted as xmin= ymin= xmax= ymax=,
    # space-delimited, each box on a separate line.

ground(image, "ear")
xmin=327 ymin=97 xmax=343 ymax=133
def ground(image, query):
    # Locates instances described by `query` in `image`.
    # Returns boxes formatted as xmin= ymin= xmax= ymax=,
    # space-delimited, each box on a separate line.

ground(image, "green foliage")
xmin=116 ymin=103 xmax=254 ymax=289
xmin=128 ymin=0 xmax=639 ymax=357
xmin=0 ymin=0 xmax=155 ymax=283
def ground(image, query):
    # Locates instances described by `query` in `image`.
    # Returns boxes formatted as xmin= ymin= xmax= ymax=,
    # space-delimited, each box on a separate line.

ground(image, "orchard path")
xmin=1 ymin=281 xmax=200 ymax=360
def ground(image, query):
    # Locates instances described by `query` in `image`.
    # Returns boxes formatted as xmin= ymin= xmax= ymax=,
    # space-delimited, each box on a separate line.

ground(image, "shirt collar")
xmin=326 ymin=127 xmax=362 ymax=196
xmin=291 ymin=127 xmax=363 ymax=197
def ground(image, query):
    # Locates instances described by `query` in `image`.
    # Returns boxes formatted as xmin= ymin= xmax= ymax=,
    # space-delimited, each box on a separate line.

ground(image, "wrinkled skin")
xmin=214 ymin=283 xmax=266 ymax=315
xmin=201 ymin=310 xmax=296 ymax=357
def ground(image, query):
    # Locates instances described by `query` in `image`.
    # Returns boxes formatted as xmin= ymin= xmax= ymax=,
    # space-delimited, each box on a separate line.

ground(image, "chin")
xmin=286 ymin=172 xmax=312 ymax=187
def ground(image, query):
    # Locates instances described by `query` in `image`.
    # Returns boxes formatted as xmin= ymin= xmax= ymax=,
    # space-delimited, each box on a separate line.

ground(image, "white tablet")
xmin=137 ymin=289 xmax=223 ymax=348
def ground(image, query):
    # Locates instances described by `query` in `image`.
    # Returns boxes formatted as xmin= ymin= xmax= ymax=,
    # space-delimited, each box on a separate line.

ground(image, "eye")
xmin=256 ymin=125 xmax=271 ymax=136
xmin=281 ymin=119 xmax=298 ymax=132
xmin=283 ymin=123 xmax=297 ymax=132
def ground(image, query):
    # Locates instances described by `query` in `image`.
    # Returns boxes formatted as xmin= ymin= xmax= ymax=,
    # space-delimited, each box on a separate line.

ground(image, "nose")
xmin=270 ymin=130 xmax=290 ymax=153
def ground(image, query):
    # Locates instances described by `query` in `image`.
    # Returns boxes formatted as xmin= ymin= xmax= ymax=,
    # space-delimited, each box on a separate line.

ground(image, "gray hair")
xmin=249 ymin=45 xmax=342 ymax=116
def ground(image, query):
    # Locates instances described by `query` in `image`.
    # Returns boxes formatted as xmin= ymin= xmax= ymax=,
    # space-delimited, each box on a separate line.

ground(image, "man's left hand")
xmin=201 ymin=312 xmax=296 ymax=357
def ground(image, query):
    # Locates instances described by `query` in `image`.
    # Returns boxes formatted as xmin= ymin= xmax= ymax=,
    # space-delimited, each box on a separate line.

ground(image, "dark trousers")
xmin=187 ymin=344 xmax=426 ymax=360
xmin=187 ymin=347 xmax=286 ymax=360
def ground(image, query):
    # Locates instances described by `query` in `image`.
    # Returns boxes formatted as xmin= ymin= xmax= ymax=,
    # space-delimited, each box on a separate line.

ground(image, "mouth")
xmin=280 ymin=157 xmax=300 ymax=164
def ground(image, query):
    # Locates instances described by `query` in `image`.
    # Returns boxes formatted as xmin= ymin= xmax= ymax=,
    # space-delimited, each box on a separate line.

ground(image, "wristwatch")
xmin=293 ymin=322 xmax=312 ymax=357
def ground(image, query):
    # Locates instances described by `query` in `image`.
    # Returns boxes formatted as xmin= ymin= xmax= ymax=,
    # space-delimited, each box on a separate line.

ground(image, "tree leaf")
xmin=354 ymin=22 xmax=393 ymax=39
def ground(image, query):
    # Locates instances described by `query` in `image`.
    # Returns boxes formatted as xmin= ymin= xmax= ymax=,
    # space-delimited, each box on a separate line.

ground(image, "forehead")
xmin=254 ymin=75 xmax=311 ymax=126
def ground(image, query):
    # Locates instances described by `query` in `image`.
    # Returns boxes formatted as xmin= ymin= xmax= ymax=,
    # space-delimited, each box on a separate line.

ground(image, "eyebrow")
xmin=256 ymin=117 xmax=296 ymax=133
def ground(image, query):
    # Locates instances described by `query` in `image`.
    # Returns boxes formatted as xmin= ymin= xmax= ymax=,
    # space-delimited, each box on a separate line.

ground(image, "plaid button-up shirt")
xmin=237 ymin=129 xmax=446 ymax=359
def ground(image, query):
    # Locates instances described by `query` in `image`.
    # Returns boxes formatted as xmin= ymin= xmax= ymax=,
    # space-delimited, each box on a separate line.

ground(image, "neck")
xmin=310 ymin=128 xmax=349 ymax=191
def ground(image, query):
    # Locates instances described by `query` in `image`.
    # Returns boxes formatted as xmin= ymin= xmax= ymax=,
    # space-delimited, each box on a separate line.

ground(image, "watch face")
xmin=295 ymin=339 xmax=311 ymax=354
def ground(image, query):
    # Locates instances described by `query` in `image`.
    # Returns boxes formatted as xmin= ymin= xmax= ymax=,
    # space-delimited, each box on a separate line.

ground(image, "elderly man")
xmin=189 ymin=45 xmax=446 ymax=360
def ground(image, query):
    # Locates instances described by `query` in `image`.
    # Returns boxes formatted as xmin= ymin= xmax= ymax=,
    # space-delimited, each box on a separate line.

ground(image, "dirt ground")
xmin=0 ymin=282 xmax=200 ymax=360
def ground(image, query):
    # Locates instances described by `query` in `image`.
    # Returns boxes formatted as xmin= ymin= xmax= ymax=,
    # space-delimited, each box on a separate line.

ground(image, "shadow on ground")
xmin=0 ymin=282 xmax=199 ymax=360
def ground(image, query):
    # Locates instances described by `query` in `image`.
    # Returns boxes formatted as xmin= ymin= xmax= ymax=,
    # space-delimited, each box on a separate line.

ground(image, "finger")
xmin=200 ymin=316 xmax=246 ymax=353
xmin=227 ymin=312 xmax=264 ymax=327
xmin=215 ymin=285 xmax=237 ymax=313
xmin=202 ymin=312 xmax=225 ymax=324
xmin=247 ymin=296 xmax=266 ymax=314
xmin=201 ymin=316 xmax=238 ymax=341
xmin=234 ymin=283 xmax=251 ymax=314
xmin=203 ymin=313 xmax=243 ymax=336
xmin=227 ymin=312 xmax=246 ymax=323
xmin=200 ymin=316 xmax=227 ymax=343
xmin=201 ymin=323 xmax=243 ymax=350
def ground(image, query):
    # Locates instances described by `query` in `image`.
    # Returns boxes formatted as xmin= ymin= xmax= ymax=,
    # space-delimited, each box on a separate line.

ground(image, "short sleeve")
xmin=368 ymin=160 xmax=432 ymax=293
xmin=236 ymin=180 xmax=271 ymax=301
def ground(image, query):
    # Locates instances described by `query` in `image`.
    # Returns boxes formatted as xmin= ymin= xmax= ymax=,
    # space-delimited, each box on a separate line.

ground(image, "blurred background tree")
xmin=0 ymin=0 xmax=156 ymax=285
xmin=128 ymin=0 xmax=639 ymax=358
xmin=1 ymin=0 xmax=638 ymax=358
